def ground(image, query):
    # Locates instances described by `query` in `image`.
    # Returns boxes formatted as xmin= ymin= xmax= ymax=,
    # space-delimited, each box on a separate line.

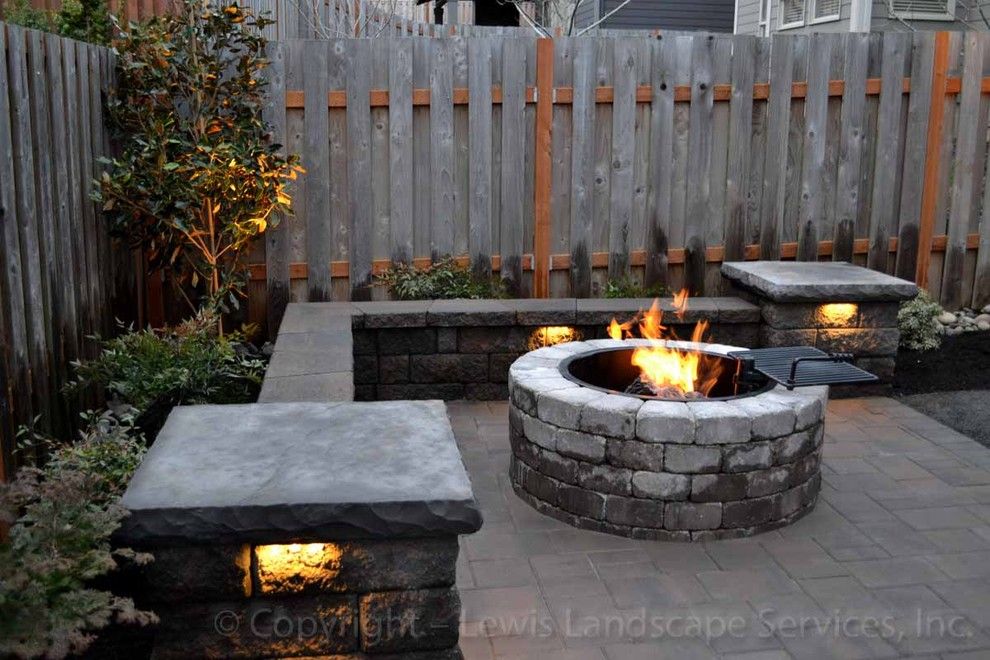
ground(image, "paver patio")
xmin=449 ymin=396 xmax=990 ymax=659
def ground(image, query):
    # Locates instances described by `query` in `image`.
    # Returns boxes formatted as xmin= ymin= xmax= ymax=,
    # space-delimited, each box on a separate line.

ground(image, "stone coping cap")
xmin=721 ymin=262 xmax=918 ymax=302
xmin=118 ymin=401 xmax=482 ymax=544
xmin=280 ymin=297 xmax=758 ymax=332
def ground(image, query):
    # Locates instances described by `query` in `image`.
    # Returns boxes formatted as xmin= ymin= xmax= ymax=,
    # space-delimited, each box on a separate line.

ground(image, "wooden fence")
xmin=0 ymin=22 xmax=137 ymax=478
xmin=244 ymin=31 xmax=990 ymax=334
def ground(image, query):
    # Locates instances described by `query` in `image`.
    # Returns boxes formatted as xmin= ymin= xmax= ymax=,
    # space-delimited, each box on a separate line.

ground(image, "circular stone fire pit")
xmin=508 ymin=339 xmax=827 ymax=541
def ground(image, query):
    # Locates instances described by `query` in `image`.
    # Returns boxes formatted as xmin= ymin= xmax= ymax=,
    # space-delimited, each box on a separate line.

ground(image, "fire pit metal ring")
xmin=508 ymin=339 xmax=827 ymax=541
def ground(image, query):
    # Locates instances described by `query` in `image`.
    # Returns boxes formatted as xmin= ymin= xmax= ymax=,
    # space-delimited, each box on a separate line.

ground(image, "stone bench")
xmin=722 ymin=261 xmax=917 ymax=387
xmin=261 ymin=297 xmax=762 ymax=403
xmin=118 ymin=401 xmax=482 ymax=659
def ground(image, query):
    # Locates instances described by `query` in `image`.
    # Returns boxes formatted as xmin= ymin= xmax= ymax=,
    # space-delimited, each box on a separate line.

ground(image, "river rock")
xmin=938 ymin=311 xmax=957 ymax=325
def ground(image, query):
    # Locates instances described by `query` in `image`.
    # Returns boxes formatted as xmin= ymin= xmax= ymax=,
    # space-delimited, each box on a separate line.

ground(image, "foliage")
xmin=377 ymin=258 xmax=507 ymax=300
xmin=2 ymin=0 xmax=110 ymax=45
xmin=603 ymin=276 xmax=669 ymax=299
xmin=70 ymin=311 xmax=266 ymax=435
xmin=0 ymin=411 xmax=155 ymax=660
xmin=96 ymin=0 xmax=302 ymax=314
xmin=898 ymin=290 xmax=943 ymax=352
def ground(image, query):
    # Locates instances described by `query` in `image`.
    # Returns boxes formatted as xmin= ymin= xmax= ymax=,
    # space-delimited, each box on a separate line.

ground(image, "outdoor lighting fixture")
xmin=528 ymin=326 xmax=581 ymax=350
xmin=254 ymin=542 xmax=342 ymax=593
xmin=818 ymin=303 xmax=858 ymax=326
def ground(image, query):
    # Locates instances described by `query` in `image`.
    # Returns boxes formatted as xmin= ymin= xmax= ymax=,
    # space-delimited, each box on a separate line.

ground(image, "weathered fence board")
xmin=0 ymin=23 xmax=133 ymax=474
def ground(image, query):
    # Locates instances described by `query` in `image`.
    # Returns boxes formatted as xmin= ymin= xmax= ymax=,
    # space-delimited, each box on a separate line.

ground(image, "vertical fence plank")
xmin=0 ymin=24 xmax=32 ymax=471
xmin=760 ymin=35 xmax=793 ymax=261
xmin=834 ymin=33 xmax=869 ymax=263
xmin=796 ymin=34 xmax=831 ymax=262
xmin=452 ymin=37 xmax=469 ymax=259
xmin=468 ymin=37 xmax=492 ymax=278
xmin=724 ymin=35 xmax=755 ymax=263
xmin=942 ymin=32 xmax=984 ymax=310
xmin=867 ymin=33 xmax=909 ymax=272
xmin=389 ymin=38 xmax=414 ymax=265
xmin=412 ymin=39 xmax=431 ymax=259
xmin=533 ymin=37 xmax=553 ymax=298
xmin=347 ymin=38 xmax=373 ymax=300
xmin=916 ymin=33 xmax=951 ymax=287
xmin=430 ymin=38 xmax=454 ymax=259
xmin=645 ymin=35 xmax=674 ymax=288
xmin=264 ymin=40 xmax=290 ymax=335
xmin=370 ymin=38 xmax=390 ymax=278
xmin=607 ymin=38 xmax=635 ymax=280
xmin=500 ymin=39 xmax=526 ymax=295
xmin=569 ymin=37 xmax=595 ymax=297
xmin=684 ymin=34 xmax=714 ymax=295
xmin=549 ymin=37 xmax=572 ymax=298
xmin=7 ymin=26 xmax=52 ymax=432
xmin=77 ymin=41 xmax=101 ymax=337
xmin=27 ymin=30 xmax=63 ymax=434
xmin=303 ymin=40 xmax=331 ymax=300
xmin=327 ymin=40 xmax=350 ymax=300
xmin=894 ymin=33 xmax=935 ymax=280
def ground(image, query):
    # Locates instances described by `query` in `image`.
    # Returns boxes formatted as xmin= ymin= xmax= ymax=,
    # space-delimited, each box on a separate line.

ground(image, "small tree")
xmin=97 ymin=0 xmax=301 ymax=319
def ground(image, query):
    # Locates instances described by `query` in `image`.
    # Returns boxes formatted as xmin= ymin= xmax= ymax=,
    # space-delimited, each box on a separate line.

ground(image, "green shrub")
xmin=0 ymin=411 xmax=155 ymax=659
xmin=603 ymin=276 xmax=669 ymax=299
xmin=377 ymin=258 xmax=507 ymax=300
xmin=70 ymin=312 xmax=266 ymax=435
xmin=3 ymin=0 xmax=110 ymax=45
xmin=97 ymin=0 xmax=302 ymax=314
xmin=898 ymin=290 xmax=943 ymax=352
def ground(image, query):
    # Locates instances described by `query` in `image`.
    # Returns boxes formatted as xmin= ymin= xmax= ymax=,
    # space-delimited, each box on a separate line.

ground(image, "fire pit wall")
xmin=508 ymin=341 xmax=827 ymax=541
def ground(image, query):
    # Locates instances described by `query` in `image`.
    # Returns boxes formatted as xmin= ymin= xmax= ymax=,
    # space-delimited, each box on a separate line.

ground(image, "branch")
xmin=514 ymin=1 xmax=552 ymax=37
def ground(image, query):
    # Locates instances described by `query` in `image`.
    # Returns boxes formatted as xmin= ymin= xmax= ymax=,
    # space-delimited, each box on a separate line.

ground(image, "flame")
xmin=607 ymin=290 xmax=723 ymax=398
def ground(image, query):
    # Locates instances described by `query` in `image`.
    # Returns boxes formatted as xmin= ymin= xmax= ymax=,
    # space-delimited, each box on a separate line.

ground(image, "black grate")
xmin=728 ymin=346 xmax=878 ymax=390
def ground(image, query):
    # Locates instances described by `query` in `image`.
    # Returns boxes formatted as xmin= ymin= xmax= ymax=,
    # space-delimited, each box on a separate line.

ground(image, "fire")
xmin=607 ymin=290 xmax=723 ymax=399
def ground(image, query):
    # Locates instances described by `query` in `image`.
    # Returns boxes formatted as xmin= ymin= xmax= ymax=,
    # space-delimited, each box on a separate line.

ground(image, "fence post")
xmin=533 ymin=37 xmax=554 ymax=298
xmin=915 ymin=31 xmax=950 ymax=290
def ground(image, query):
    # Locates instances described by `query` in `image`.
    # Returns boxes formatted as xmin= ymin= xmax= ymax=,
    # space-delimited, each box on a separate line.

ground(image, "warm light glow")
xmin=608 ymin=291 xmax=723 ymax=399
xmin=528 ymin=325 xmax=582 ymax=350
xmin=255 ymin=543 xmax=342 ymax=593
xmin=818 ymin=303 xmax=858 ymax=326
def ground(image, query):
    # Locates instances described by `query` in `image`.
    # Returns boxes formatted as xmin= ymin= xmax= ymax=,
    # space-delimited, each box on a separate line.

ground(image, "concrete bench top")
xmin=117 ymin=401 xmax=482 ymax=544
xmin=721 ymin=261 xmax=918 ymax=302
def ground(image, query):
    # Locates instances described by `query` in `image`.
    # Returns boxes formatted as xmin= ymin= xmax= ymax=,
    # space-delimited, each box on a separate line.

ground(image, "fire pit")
xmin=508 ymin=296 xmax=829 ymax=540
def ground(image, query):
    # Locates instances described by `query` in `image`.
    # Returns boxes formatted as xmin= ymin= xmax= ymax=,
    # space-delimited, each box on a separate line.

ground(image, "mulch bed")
xmin=894 ymin=331 xmax=990 ymax=395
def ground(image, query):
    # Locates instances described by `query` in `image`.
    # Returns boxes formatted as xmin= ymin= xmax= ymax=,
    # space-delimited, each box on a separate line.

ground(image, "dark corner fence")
xmin=0 ymin=22 xmax=140 ymax=480
xmin=5 ymin=17 xmax=990 ymax=477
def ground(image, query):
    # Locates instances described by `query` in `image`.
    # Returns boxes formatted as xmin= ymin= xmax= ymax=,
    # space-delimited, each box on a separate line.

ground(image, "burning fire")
xmin=607 ymin=290 xmax=723 ymax=399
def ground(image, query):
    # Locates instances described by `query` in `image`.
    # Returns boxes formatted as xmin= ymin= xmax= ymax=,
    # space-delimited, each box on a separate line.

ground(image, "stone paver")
xmin=451 ymin=397 xmax=990 ymax=658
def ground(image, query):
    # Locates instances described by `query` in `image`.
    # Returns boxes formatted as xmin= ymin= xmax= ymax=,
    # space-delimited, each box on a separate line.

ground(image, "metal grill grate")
xmin=728 ymin=346 xmax=879 ymax=390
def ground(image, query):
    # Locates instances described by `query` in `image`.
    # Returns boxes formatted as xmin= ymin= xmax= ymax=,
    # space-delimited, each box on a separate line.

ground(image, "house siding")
xmin=573 ymin=0 xmax=600 ymax=28
xmin=737 ymin=0 xmax=990 ymax=32
xmin=601 ymin=0 xmax=736 ymax=31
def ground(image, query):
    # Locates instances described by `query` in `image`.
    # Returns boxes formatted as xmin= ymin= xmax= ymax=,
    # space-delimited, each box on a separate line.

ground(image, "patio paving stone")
xmin=451 ymin=397 xmax=990 ymax=658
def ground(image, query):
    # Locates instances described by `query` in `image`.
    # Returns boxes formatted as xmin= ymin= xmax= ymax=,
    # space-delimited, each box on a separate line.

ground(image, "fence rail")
xmin=241 ymin=31 xmax=990 ymax=335
xmin=0 ymin=22 xmax=137 ymax=477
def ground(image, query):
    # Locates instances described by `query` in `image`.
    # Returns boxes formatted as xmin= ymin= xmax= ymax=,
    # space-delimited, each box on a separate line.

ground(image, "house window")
xmin=779 ymin=0 xmax=806 ymax=27
xmin=889 ymin=0 xmax=955 ymax=20
xmin=811 ymin=0 xmax=840 ymax=21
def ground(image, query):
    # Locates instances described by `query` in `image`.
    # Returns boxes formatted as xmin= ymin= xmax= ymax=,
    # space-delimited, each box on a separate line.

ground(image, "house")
xmin=573 ymin=0 xmax=736 ymax=32
xmin=735 ymin=0 xmax=990 ymax=34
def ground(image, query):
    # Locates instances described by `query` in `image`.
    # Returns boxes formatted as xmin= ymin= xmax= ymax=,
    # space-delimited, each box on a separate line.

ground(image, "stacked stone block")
xmin=507 ymin=342 xmax=827 ymax=541
xmin=721 ymin=261 xmax=918 ymax=386
xmin=136 ymin=539 xmax=462 ymax=659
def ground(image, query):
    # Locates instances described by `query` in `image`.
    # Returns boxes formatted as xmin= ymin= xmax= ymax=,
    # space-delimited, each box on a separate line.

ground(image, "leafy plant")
xmin=54 ymin=0 xmax=112 ymax=45
xmin=70 ymin=311 xmax=266 ymax=436
xmin=377 ymin=258 xmax=507 ymax=300
xmin=898 ymin=290 xmax=943 ymax=352
xmin=0 ymin=411 xmax=155 ymax=660
xmin=96 ymin=0 xmax=302 ymax=317
xmin=3 ymin=0 xmax=111 ymax=45
xmin=603 ymin=276 xmax=669 ymax=299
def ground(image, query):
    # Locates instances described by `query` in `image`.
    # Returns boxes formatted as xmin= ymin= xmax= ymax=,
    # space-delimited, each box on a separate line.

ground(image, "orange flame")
xmin=607 ymin=290 xmax=723 ymax=398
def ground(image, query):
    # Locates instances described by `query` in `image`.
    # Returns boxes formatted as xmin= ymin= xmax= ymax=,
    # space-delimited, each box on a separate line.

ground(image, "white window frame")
xmin=778 ymin=0 xmax=806 ymax=28
xmin=888 ymin=0 xmax=956 ymax=21
xmin=808 ymin=0 xmax=841 ymax=23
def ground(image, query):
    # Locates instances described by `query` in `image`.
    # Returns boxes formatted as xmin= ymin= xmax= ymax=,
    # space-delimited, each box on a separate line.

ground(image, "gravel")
xmin=899 ymin=390 xmax=990 ymax=447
